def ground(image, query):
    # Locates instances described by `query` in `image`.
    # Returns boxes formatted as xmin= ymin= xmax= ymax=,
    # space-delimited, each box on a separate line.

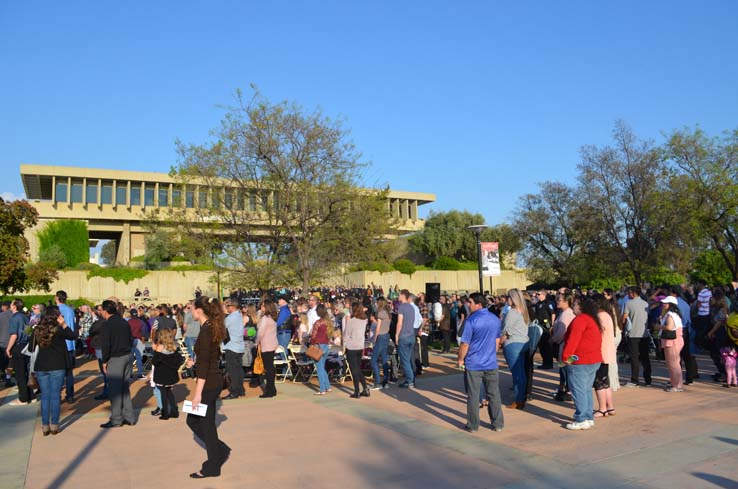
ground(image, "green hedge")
xmin=37 ymin=220 xmax=89 ymax=268
xmin=87 ymin=267 xmax=149 ymax=284
xmin=0 ymin=295 xmax=94 ymax=308
xmin=393 ymin=259 xmax=417 ymax=275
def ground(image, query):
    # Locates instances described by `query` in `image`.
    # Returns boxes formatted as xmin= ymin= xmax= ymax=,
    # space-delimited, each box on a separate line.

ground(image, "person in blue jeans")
xmin=562 ymin=297 xmax=603 ymax=430
xmin=395 ymin=289 xmax=417 ymax=388
xmin=33 ymin=306 xmax=78 ymax=435
xmin=310 ymin=304 xmax=333 ymax=395
xmin=501 ymin=289 xmax=531 ymax=409
xmin=370 ymin=299 xmax=393 ymax=389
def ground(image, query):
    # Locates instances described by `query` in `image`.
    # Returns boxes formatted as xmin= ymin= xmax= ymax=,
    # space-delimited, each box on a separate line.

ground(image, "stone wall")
xmin=25 ymin=270 xmax=218 ymax=304
xmin=329 ymin=269 xmax=531 ymax=295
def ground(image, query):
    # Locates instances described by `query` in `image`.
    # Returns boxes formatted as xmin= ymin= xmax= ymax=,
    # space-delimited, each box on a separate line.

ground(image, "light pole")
xmin=468 ymin=224 xmax=488 ymax=294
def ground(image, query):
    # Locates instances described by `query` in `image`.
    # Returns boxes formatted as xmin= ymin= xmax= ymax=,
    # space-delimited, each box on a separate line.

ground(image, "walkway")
xmin=2 ymin=351 xmax=737 ymax=489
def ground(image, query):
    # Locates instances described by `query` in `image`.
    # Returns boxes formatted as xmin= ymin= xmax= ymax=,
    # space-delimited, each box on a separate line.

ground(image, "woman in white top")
xmin=343 ymin=302 xmax=369 ymax=399
xmin=344 ymin=303 xmax=369 ymax=398
xmin=659 ymin=297 xmax=684 ymax=392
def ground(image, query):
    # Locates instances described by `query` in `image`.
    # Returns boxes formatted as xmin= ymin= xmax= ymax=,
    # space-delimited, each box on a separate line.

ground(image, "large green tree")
xmin=512 ymin=181 xmax=600 ymax=286
xmin=666 ymin=126 xmax=738 ymax=280
xmin=409 ymin=210 xmax=521 ymax=268
xmin=0 ymin=198 xmax=57 ymax=293
xmin=577 ymin=121 xmax=679 ymax=284
xmin=174 ymin=89 xmax=396 ymax=291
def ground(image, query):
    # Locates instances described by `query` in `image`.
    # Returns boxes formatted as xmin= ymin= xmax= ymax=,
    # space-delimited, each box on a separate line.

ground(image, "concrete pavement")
xmin=2 ymin=350 xmax=737 ymax=489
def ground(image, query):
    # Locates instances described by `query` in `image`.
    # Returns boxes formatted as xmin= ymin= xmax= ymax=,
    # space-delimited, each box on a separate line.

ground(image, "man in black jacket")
xmin=532 ymin=290 xmax=555 ymax=370
xmin=99 ymin=300 xmax=135 ymax=428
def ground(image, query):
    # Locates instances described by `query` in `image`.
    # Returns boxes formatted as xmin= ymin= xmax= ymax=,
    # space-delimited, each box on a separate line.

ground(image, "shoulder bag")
xmin=253 ymin=345 xmax=264 ymax=375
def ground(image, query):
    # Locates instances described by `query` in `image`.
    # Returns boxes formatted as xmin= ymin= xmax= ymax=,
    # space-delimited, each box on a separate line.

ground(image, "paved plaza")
xmin=1 ymin=351 xmax=737 ymax=489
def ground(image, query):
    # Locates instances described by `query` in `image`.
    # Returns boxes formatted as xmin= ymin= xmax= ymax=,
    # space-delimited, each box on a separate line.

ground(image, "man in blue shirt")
xmin=275 ymin=296 xmax=292 ymax=353
xmin=458 ymin=292 xmax=504 ymax=433
xmin=56 ymin=291 xmax=77 ymax=403
xmin=222 ymin=300 xmax=246 ymax=400
xmin=6 ymin=299 xmax=32 ymax=404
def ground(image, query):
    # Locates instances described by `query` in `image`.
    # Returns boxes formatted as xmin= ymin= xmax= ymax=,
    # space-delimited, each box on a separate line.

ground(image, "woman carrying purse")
xmin=659 ymin=296 xmax=684 ymax=392
xmin=310 ymin=304 xmax=332 ymax=395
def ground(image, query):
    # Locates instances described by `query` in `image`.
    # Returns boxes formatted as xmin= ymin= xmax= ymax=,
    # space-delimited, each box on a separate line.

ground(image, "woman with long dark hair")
xmin=185 ymin=296 xmax=231 ymax=479
xmin=34 ymin=305 xmax=77 ymax=435
xmin=593 ymin=295 xmax=616 ymax=417
xmin=310 ymin=304 xmax=333 ymax=395
xmin=561 ymin=297 xmax=603 ymax=430
xmin=602 ymin=288 xmax=622 ymax=392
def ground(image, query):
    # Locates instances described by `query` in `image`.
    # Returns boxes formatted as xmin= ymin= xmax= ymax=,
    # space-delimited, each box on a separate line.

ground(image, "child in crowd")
xmin=152 ymin=328 xmax=184 ymax=419
xmin=720 ymin=344 xmax=737 ymax=387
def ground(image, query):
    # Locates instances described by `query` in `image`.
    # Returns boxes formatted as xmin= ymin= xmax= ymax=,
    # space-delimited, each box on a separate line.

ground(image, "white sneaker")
xmin=566 ymin=420 xmax=593 ymax=430
xmin=584 ymin=419 xmax=595 ymax=428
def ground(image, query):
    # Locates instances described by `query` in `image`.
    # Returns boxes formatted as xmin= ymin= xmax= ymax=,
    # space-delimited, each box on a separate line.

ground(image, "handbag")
xmin=27 ymin=373 xmax=39 ymax=390
xmin=306 ymin=344 xmax=323 ymax=361
xmin=253 ymin=345 xmax=264 ymax=375
xmin=661 ymin=329 xmax=677 ymax=340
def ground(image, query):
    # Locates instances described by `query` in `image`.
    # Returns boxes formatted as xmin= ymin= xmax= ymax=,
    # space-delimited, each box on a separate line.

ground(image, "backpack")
xmin=527 ymin=320 xmax=543 ymax=358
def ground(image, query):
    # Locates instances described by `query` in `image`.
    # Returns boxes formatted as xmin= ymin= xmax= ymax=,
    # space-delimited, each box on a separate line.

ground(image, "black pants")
xmin=680 ymin=327 xmax=698 ymax=382
xmin=538 ymin=330 xmax=554 ymax=368
xmin=160 ymin=386 xmax=178 ymax=417
xmin=708 ymin=338 xmax=727 ymax=378
xmin=524 ymin=353 xmax=534 ymax=400
xmin=628 ymin=337 xmax=652 ymax=385
xmin=694 ymin=315 xmax=711 ymax=348
xmin=441 ymin=330 xmax=451 ymax=353
xmin=259 ymin=351 xmax=276 ymax=396
xmin=64 ymin=350 xmax=75 ymax=398
xmin=186 ymin=387 xmax=228 ymax=476
xmin=346 ymin=349 xmax=367 ymax=394
xmin=224 ymin=350 xmax=245 ymax=396
xmin=412 ymin=336 xmax=422 ymax=374
xmin=11 ymin=344 xmax=31 ymax=402
xmin=419 ymin=335 xmax=429 ymax=367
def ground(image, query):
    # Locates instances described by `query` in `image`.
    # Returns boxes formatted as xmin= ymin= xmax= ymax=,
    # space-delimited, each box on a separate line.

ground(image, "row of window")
xmin=52 ymin=181 xmax=417 ymax=218
xmin=54 ymin=181 xmax=264 ymax=211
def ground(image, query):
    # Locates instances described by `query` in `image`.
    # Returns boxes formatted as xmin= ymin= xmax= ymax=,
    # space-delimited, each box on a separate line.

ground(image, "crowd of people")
xmin=2 ymin=279 xmax=738 ymax=475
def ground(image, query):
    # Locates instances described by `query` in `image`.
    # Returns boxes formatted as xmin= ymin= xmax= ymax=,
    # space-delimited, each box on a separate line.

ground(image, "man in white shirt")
xmin=307 ymin=295 xmax=319 ymax=334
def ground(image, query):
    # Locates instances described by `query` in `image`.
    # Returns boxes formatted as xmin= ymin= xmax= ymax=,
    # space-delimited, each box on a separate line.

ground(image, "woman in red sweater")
xmin=562 ymin=297 xmax=603 ymax=430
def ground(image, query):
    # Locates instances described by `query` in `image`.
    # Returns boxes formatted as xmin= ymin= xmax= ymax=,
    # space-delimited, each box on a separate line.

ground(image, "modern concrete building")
xmin=20 ymin=164 xmax=436 ymax=264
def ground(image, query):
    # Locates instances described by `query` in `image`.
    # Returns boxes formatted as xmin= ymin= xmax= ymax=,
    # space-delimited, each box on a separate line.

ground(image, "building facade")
xmin=20 ymin=164 xmax=436 ymax=264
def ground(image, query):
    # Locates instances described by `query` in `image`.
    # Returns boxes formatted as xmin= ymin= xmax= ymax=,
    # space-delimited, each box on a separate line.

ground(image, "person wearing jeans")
xmin=370 ymin=299 xmax=393 ymax=389
xmin=396 ymin=289 xmax=417 ymax=388
xmin=501 ymin=289 xmax=531 ymax=409
xmin=503 ymin=342 xmax=528 ymax=404
xmin=562 ymin=297 xmax=603 ymax=430
xmin=310 ymin=304 xmax=333 ymax=395
xmin=33 ymin=306 xmax=77 ymax=435
xmin=371 ymin=333 xmax=390 ymax=388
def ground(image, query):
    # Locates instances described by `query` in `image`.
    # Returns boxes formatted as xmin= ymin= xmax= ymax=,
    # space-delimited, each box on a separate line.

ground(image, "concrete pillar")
xmin=117 ymin=223 xmax=131 ymax=265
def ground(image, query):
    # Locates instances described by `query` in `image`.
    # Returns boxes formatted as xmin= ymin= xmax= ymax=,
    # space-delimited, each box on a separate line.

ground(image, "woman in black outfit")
xmin=186 ymin=296 xmax=231 ymax=479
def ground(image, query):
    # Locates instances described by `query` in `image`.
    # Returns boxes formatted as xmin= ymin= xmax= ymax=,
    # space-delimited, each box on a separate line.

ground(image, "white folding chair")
xmin=330 ymin=345 xmax=352 ymax=384
xmin=273 ymin=346 xmax=292 ymax=383
xmin=288 ymin=344 xmax=314 ymax=383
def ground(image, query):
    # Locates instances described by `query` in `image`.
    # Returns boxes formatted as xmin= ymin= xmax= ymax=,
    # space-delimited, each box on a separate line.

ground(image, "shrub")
xmin=87 ymin=267 xmax=148 ymax=284
xmin=38 ymin=244 xmax=68 ymax=269
xmin=351 ymin=261 xmax=394 ymax=273
xmin=393 ymin=259 xmax=417 ymax=276
xmin=0 ymin=295 xmax=94 ymax=308
xmin=432 ymin=256 xmax=461 ymax=270
xmin=37 ymin=220 xmax=89 ymax=268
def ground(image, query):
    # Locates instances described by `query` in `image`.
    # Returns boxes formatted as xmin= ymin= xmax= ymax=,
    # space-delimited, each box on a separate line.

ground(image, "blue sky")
xmin=2 ymin=1 xmax=737 ymax=227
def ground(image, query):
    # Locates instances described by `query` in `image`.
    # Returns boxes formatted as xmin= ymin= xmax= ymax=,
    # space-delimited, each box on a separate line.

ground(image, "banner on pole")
xmin=481 ymin=242 xmax=501 ymax=277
